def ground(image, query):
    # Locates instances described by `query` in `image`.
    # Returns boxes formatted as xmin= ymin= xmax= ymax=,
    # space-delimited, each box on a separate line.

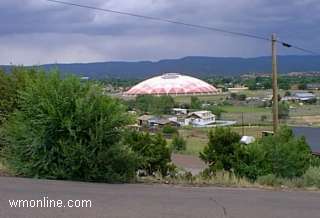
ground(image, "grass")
xmin=139 ymin=167 xmax=320 ymax=191
xmin=0 ymin=159 xmax=11 ymax=176
xmin=175 ymin=126 xmax=273 ymax=156
xmin=139 ymin=170 xmax=255 ymax=188
xmin=219 ymin=105 xmax=270 ymax=113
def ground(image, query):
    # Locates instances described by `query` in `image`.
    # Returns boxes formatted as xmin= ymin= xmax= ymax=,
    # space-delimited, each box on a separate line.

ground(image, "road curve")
xmin=0 ymin=176 xmax=319 ymax=218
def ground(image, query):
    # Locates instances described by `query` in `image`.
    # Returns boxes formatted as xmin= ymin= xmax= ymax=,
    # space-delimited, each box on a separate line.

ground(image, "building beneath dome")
xmin=125 ymin=73 xmax=218 ymax=96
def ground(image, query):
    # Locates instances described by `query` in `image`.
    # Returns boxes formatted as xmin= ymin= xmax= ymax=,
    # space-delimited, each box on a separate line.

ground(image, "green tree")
xmin=278 ymin=102 xmax=289 ymax=119
xmin=134 ymin=95 xmax=175 ymax=115
xmin=190 ymin=96 xmax=201 ymax=109
xmin=171 ymin=134 xmax=187 ymax=152
xmin=2 ymin=71 xmax=137 ymax=182
xmin=125 ymin=131 xmax=171 ymax=176
xmin=210 ymin=107 xmax=224 ymax=119
xmin=154 ymin=96 xmax=175 ymax=115
xmin=200 ymin=128 xmax=241 ymax=172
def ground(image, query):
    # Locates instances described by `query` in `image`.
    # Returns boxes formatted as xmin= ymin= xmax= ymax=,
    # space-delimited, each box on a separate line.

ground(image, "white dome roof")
xmin=125 ymin=73 xmax=218 ymax=95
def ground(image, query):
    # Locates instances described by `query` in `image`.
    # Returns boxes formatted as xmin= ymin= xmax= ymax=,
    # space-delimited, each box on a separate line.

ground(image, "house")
xmin=307 ymin=83 xmax=320 ymax=91
xmin=187 ymin=110 xmax=216 ymax=126
xmin=293 ymin=127 xmax=320 ymax=156
xmin=137 ymin=115 xmax=155 ymax=127
xmin=148 ymin=116 xmax=180 ymax=127
xmin=137 ymin=115 xmax=180 ymax=128
xmin=172 ymin=108 xmax=188 ymax=115
xmin=293 ymin=92 xmax=316 ymax=102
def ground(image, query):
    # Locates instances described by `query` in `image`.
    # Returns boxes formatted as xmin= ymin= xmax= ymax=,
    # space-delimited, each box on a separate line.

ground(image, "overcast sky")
xmin=0 ymin=0 xmax=319 ymax=65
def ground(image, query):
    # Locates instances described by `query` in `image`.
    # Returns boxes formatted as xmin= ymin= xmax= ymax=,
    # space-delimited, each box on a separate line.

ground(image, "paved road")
xmin=0 ymin=176 xmax=319 ymax=218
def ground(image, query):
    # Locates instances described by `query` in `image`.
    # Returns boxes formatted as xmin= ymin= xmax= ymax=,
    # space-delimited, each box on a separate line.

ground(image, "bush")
xmin=2 ymin=72 xmax=137 ymax=182
xmin=125 ymin=131 xmax=171 ymax=176
xmin=200 ymin=128 xmax=241 ymax=172
xmin=234 ymin=127 xmax=312 ymax=180
xmin=162 ymin=125 xmax=178 ymax=135
xmin=303 ymin=167 xmax=320 ymax=188
xmin=171 ymin=134 xmax=186 ymax=152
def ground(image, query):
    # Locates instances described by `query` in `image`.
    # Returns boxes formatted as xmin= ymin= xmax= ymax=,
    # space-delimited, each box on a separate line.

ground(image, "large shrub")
xmin=2 ymin=72 xmax=137 ymax=182
xmin=171 ymin=134 xmax=187 ymax=152
xmin=234 ymin=127 xmax=311 ymax=180
xmin=125 ymin=131 xmax=171 ymax=176
xmin=162 ymin=125 xmax=178 ymax=135
xmin=200 ymin=128 xmax=241 ymax=172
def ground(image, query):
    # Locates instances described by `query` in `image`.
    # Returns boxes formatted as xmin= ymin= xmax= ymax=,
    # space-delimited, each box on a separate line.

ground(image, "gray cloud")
xmin=0 ymin=0 xmax=319 ymax=65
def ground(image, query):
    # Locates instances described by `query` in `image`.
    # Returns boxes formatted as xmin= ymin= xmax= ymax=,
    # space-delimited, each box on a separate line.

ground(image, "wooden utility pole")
xmin=272 ymin=33 xmax=279 ymax=133
xmin=241 ymin=112 xmax=244 ymax=136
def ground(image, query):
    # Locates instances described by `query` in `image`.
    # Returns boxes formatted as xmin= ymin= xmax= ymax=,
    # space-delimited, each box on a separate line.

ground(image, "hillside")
xmin=1 ymin=55 xmax=320 ymax=79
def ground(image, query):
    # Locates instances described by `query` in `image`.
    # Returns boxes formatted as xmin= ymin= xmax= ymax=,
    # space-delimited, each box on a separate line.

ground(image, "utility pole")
xmin=272 ymin=33 xmax=279 ymax=133
xmin=241 ymin=112 xmax=244 ymax=136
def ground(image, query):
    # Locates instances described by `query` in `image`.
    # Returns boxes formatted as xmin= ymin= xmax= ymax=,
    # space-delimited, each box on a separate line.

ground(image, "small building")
xmin=148 ymin=116 xmax=180 ymax=127
xmin=307 ymin=83 xmax=320 ymax=91
xmin=187 ymin=110 xmax=216 ymax=126
xmin=172 ymin=108 xmax=188 ymax=115
xmin=293 ymin=92 xmax=316 ymax=102
xmin=293 ymin=127 xmax=320 ymax=156
xmin=137 ymin=115 xmax=155 ymax=127
xmin=228 ymin=87 xmax=249 ymax=93
xmin=137 ymin=115 xmax=180 ymax=128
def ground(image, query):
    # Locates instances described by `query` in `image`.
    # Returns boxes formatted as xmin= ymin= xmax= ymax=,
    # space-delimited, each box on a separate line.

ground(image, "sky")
xmin=0 ymin=0 xmax=319 ymax=65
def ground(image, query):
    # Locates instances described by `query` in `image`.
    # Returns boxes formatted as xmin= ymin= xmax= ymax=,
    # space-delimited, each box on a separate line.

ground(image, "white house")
xmin=187 ymin=110 xmax=216 ymax=127
xmin=172 ymin=108 xmax=188 ymax=115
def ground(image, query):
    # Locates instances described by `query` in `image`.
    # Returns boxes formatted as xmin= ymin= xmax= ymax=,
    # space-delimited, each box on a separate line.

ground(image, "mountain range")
xmin=1 ymin=55 xmax=319 ymax=79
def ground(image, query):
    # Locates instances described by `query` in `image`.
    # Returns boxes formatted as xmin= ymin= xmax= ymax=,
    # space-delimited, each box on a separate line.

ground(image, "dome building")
xmin=125 ymin=73 xmax=218 ymax=96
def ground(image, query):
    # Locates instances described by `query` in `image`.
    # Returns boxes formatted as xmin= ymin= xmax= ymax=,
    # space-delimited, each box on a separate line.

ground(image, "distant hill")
xmin=1 ymin=55 xmax=320 ymax=79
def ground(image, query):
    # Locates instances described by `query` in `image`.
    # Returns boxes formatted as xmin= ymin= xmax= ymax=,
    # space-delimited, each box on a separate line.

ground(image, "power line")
xmin=47 ymin=0 xmax=318 ymax=55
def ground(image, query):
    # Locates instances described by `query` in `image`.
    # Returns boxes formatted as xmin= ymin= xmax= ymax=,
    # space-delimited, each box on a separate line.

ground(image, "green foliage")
xmin=238 ymin=94 xmax=247 ymax=101
xmin=134 ymin=95 xmax=175 ymax=115
xmin=200 ymin=128 xmax=241 ymax=172
xmin=0 ymin=69 xmax=14 ymax=124
xmin=234 ymin=127 xmax=312 ymax=180
xmin=284 ymin=91 xmax=291 ymax=97
xmin=190 ymin=96 xmax=201 ymax=109
xmin=0 ymin=67 xmax=37 ymax=125
xmin=171 ymin=134 xmax=186 ymax=152
xmin=230 ymin=93 xmax=247 ymax=101
xmin=278 ymin=101 xmax=289 ymax=119
xmin=162 ymin=125 xmax=178 ymax=135
xmin=125 ymin=131 xmax=171 ymax=176
xmin=204 ymin=105 xmax=225 ymax=119
xmin=2 ymin=71 xmax=137 ymax=182
xmin=303 ymin=166 xmax=320 ymax=188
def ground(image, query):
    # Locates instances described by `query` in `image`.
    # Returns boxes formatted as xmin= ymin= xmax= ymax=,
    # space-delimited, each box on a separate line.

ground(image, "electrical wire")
xmin=47 ymin=0 xmax=318 ymax=55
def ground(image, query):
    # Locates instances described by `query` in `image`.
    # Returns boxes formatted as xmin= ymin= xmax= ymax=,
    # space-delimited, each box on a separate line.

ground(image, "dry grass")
xmin=138 ymin=171 xmax=256 ymax=188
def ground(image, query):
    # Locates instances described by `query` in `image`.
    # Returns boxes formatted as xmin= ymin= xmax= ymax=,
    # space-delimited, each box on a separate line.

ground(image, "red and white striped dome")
xmin=125 ymin=73 xmax=218 ymax=95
